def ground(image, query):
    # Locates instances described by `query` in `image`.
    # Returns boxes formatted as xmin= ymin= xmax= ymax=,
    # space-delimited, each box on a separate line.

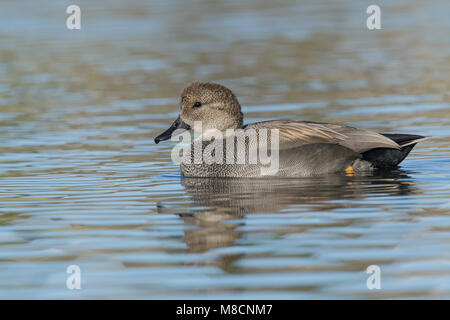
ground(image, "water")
xmin=0 ymin=0 xmax=449 ymax=299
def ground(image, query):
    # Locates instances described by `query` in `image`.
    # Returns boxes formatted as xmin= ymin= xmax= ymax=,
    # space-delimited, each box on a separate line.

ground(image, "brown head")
xmin=154 ymin=82 xmax=243 ymax=143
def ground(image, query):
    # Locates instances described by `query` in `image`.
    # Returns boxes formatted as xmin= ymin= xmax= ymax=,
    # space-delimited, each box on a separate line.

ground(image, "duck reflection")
xmin=176 ymin=170 xmax=418 ymax=253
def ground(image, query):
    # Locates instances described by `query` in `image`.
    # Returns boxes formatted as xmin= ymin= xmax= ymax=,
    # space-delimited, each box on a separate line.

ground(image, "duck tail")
xmin=381 ymin=133 xmax=429 ymax=148
xmin=361 ymin=133 xmax=429 ymax=168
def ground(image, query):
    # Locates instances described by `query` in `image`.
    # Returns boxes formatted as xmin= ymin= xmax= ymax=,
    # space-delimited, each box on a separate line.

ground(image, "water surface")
xmin=0 ymin=0 xmax=449 ymax=299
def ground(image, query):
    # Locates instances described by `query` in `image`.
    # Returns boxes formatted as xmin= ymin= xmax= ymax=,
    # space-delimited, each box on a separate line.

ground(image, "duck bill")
xmin=154 ymin=116 xmax=191 ymax=144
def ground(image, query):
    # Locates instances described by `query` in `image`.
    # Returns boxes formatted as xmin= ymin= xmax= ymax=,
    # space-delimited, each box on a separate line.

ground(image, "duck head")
xmin=154 ymin=82 xmax=243 ymax=143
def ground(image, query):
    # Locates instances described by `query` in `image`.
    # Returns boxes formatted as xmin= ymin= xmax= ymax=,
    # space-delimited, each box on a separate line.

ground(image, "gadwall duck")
xmin=154 ymin=82 xmax=427 ymax=177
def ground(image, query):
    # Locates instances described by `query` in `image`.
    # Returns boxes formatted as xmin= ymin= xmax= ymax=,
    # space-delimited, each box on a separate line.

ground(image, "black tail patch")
xmin=361 ymin=133 xmax=426 ymax=168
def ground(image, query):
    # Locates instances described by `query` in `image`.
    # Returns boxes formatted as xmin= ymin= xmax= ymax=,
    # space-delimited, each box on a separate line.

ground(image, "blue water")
xmin=0 ymin=0 xmax=449 ymax=299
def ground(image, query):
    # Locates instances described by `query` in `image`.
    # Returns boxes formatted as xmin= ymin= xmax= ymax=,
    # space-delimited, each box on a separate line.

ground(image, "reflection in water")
xmin=179 ymin=170 xmax=417 ymax=253
xmin=0 ymin=0 xmax=449 ymax=299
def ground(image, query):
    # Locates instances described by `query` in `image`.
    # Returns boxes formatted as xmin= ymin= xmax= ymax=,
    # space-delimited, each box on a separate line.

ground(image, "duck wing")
xmin=244 ymin=120 xmax=400 ymax=153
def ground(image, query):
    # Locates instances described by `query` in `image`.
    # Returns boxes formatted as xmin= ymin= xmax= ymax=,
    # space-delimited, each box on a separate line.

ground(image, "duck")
xmin=154 ymin=82 xmax=427 ymax=177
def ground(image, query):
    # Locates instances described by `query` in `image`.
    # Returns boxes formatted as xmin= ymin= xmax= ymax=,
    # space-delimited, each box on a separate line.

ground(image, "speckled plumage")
xmin=155 ymin=82 xmax=427 ymax=177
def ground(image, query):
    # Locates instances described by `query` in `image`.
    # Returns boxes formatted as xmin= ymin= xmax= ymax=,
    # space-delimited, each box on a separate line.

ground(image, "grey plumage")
xmin=155 ymin=82 xmax=428 ymax=177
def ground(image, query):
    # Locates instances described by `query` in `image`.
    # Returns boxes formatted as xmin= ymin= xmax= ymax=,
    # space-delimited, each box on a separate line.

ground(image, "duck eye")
xmin=193 ymin=101 xmax=202 ymax=108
